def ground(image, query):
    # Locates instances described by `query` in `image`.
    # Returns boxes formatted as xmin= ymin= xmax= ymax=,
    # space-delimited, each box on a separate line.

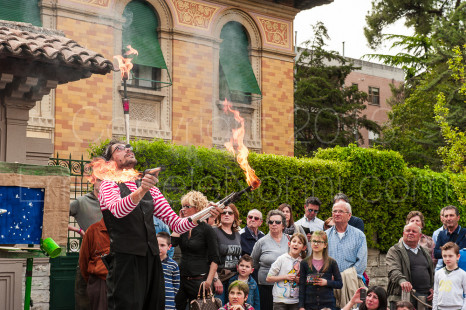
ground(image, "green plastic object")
xmin=40 ymin=238 xmax=62 ymax=258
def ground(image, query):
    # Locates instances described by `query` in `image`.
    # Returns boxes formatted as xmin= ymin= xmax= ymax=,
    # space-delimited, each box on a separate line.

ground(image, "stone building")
xmin=344 ymin=58 xmax=404 ymax=147
xmin=1 ymin=0 xmax=335 ymax=164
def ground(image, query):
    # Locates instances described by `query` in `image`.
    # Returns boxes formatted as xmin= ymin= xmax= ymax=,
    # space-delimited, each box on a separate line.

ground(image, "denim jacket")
xmin=228 ymin=274 xmax=260 ymax=310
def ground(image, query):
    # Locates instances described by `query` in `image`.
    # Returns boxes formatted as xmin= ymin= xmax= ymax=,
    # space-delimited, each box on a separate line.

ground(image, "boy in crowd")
xmin=228 ymin=254 xmax=260 ymax=310
xmin=395 ymin=301 xmax=415 ymax=310
xmin=219 ymin=280 xmax=255 ymax=310
xmin=433 ymin=242 xmax=466 ymax=310
xmin=157 ymin=232 xmax=180 ymax=310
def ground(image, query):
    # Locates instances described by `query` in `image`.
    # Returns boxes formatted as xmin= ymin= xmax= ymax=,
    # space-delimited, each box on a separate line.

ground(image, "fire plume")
xmin=222 ymin=99 xmax=261 ymax=190
xmin=88 ymin=158 xmax=140 ymax=183
xmin=114 ymin=45 xmax=138 ymax=80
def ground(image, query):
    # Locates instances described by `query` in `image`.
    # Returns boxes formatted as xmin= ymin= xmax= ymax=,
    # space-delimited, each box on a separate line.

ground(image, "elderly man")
xmin=333 ymin=193 xmax=365 ymax=232
xmin=98 ymin=140 xmax=221 ymax=310
xmin=434 ymin=205 xmax=466 ymax=264
xmin=326 ymin=200 xmax=367 ymax=308
xmin=240 ymin=209 xmax=265 ymax=256
xmin=387 ymin=223 xmax=434 ymax=310
xmin=295 ymin=196 xmax=324 ymax=232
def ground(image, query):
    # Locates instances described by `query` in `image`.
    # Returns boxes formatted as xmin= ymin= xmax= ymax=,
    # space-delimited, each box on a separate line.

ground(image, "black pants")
xmin=106 ymin=249 xmax=165 ymax=310
xmin=259 ymin=284 xmax=273 ymax=310
xmin=175 ymin=276 xmax=205 ymax=310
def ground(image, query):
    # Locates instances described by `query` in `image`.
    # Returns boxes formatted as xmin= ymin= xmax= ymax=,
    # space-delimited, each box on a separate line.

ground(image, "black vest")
xmin=102 ymin=182 xmax=159 ymax=256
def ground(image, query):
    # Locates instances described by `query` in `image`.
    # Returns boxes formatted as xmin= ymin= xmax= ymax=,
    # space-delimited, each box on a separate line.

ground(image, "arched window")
xmin=219 ymin=21 xmax=261 ymax=104
xmin=122 ymin=0 xmax=167 ymax=89
xmin=0 ymin=0 xmax=41 ymax=26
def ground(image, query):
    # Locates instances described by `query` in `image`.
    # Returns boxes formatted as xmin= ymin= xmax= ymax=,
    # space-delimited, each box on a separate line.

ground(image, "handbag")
xmin=190 ymin=281 xmax=223 ymax=310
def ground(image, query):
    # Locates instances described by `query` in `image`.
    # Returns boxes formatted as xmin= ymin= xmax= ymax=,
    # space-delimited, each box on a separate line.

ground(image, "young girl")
xmin=298 ymin=230 xmax=342 ymax=310
xmin=218 ymin=280 xmax=255 ymax=310
xmin=266 ymin=232 xmax=308 ymax=310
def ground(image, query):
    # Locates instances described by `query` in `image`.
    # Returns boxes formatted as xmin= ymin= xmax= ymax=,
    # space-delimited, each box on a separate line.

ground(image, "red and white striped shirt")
xmin=99 ymin=180 xmax=195 ymax=234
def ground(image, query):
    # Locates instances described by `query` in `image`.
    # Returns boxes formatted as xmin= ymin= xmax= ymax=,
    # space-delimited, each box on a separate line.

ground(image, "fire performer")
xmin=98 ymin=140 xmax=222 ymax=310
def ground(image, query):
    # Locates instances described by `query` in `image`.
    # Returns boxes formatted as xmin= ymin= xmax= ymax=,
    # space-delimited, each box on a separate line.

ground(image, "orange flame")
xmin=88 ymin=158 xmax=140 ymax=183
xmin=113 ymin=45 xmax=138 ymax=80
xmin=222 ymin=99 xmax=261 ymax=190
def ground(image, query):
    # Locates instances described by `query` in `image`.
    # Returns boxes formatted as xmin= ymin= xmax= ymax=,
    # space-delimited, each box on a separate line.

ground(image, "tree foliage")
xmin=294 ymin=22 xmax=380 ymax=157
xmin=434 ymin=45 xmax=466 ymax=204
xmin=364 ymin=0 xmax=461 ymax=49
xmin=370 ymin=3 xmax=466 ymax=170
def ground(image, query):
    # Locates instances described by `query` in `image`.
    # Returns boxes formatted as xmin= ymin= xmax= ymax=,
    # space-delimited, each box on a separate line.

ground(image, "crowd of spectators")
xmin=73 ymin=146 xmax=465 ymax=310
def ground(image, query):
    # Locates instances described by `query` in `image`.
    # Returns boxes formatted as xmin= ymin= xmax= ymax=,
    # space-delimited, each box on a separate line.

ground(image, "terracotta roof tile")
xmin=0 ymin=21 xmax=114 ymax=75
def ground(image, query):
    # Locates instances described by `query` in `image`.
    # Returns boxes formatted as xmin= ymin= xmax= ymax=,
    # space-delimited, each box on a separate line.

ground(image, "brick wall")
xmin=171 ymin=40 xmax=214 ymax=147
xmin=54 ymin=17 xmax=114 ymax=159
xmin=261 ymin=57 xmax=294 ymax=156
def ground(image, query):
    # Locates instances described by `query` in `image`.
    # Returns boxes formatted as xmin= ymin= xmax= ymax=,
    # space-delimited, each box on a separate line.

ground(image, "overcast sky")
xmin=294 ymin=0 xmax=412 ymax=62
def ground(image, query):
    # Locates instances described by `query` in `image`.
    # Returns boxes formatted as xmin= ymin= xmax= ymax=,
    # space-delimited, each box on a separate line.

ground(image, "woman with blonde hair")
xmin=172 ymin=191 xmax=221 ymax=310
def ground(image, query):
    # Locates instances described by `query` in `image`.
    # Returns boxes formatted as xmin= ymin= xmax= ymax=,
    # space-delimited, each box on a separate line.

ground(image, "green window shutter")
xmin=219 ymin=22 xmax=261 ymax=96
xmin=0 ymin=0 xmax=41 ymax=26
xmin=122 ymin=1 xmax=167 ymax=69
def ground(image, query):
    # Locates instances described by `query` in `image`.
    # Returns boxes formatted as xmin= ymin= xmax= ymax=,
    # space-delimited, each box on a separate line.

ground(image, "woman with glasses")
xmin=299 ymin=231 xmax=342 ymax=310
xmin=279 ymin=203 xmax=310 ymax=254
xmin=213 ymin=203 xmax=242 ymax=304
xmin=251 ymin=209 xmax=289 ymax=310
xmin=171 ymin=191 xmax=221 ymax=310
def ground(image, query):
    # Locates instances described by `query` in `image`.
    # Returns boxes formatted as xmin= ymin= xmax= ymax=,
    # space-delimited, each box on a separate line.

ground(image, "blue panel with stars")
xmin=0 ymin=186 xmax=45 ymax=245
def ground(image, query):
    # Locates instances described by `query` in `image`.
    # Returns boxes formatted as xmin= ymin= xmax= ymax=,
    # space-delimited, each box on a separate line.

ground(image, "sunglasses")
xmin=307 ymin=209 xmax=319 ymax=213
xmin=111 ymin=144 xmax=133 ymax=157
xmin=222 ymin=211 xmax=234 ymax=216
xmin=248 ymin=215 xmax=261 ymax=221
xmin=311 ymin=240 xmax=326 ymax=244
xmin=268 ymin=220 xmax=282 ymax=225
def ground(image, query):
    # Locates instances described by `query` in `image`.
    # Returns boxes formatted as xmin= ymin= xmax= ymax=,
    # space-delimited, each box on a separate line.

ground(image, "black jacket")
xmin=102 ymin=182 xmax=158 ymax=256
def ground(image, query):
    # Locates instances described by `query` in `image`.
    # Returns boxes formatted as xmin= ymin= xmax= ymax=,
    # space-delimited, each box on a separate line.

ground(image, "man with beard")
xmin=98 ymin=140 xmax=221 ymax=310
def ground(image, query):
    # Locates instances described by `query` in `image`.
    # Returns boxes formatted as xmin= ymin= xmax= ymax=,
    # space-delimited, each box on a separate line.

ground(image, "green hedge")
xmin=90 ymin=140 xmax=465 ymax=252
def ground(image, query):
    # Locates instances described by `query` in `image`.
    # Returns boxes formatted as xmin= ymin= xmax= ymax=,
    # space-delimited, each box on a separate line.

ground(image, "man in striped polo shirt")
xmin=98 ymin=140 xmax=220 ymax=310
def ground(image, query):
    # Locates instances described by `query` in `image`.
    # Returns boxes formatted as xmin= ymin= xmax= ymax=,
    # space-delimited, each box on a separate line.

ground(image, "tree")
xmin=368 ymin=3 xmax=466 ymax=170
xmin=434 ymin=45 xmax=466 ymax=204
xmin=364 ymin=0 xmax=461 ymax=49
xmin=294 ymin=23 xmax=380 ymax=157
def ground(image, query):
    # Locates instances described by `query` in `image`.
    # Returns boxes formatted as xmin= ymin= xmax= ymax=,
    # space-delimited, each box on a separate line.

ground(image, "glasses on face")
xmin=268 ymin=220 xmax=282 ymax=225
xmin=111 ymin=144 xmax=133 ymax=157
xmin=248 ymin=215 xmax=261 ymax=221
xmin=222 ymin=211 xmax=234 ymax=216
xmin=311 ymin=240 xmax=326 ymax=245
xmin=332 ymin=210 xmax=349 ymax=214
xmin=307 ymin=209 xmax=319 ymax=214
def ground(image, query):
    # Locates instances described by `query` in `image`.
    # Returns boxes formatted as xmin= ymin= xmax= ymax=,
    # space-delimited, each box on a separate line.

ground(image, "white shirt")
xmin=295 ymin=216 xmax=324 ymax=231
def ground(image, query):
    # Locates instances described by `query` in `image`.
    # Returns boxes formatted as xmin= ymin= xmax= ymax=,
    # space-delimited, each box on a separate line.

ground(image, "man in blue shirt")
xmin=434 ymin=205 xmax=466 ymax=265
xmin=333 ymin=193 xmax=365 ymax=232
xmin=326 ymin=200 xmax=367 ymax=308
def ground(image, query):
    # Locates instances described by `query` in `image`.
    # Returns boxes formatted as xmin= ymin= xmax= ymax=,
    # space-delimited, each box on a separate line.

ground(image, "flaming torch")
xmin=188 ymin=99 xmax=261 ymax=223
xmin=114 ymin=45 xmax=138 ymax=143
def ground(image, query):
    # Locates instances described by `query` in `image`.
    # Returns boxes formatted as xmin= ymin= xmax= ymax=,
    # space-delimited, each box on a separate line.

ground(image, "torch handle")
xmin=190 ymin=186 xmax=253 ymax=223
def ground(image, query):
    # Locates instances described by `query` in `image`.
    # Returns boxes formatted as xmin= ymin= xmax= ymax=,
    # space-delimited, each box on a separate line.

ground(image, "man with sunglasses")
xmin=98 ymin=140 xmax=221 ymax=310
xmin=240 ymin=209 xmax=265 ymax=256
xmin=295 ymin=197 xmax=324 ymax=236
